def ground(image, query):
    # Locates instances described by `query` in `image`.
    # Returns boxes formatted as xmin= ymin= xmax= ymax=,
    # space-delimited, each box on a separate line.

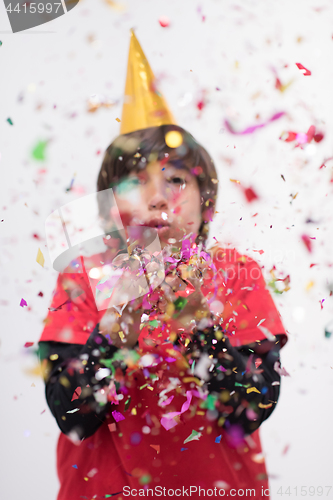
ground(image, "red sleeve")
xmin=39 ymin=270 xmax=101 ymax=345
xmin=208 ymin=247 xmax=288 ymax=348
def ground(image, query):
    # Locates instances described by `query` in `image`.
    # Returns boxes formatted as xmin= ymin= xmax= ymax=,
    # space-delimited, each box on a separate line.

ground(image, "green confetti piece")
xmin=183 ymin=429 xmax=202 ymax=444
xmin=0 ymin=41 xmax=2 ymax=47
xmin=124 ymin=397 xmax=131 ymax=411
xmin=149 ymin=319 xmax=159 ymax=328
xmin=32 ymin=140 xmax=47 ymax=161
xmin=200 ymin=394 xmax=217 ymax=411
xmin=173 ymin=296 xmax=188 ymax=311
xmin=7 ymin=117 xmax=13 ymax=125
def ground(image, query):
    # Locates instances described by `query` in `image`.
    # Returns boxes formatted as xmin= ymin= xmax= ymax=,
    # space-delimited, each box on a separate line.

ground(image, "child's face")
xmin=112 ymin=161 xmax=202 ymax=248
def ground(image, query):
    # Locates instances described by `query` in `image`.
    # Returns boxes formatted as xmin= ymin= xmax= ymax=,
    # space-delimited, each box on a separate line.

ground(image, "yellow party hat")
xmin=120 ymin=29 xmax=176 ymax=135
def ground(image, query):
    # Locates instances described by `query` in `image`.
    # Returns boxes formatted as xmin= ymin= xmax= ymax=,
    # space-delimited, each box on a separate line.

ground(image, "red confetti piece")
xmin=20 ymin=298 xmax=27 ymax=307
xmin=310 ymin=263 xmax=317 ymax=268
xmin=295 ymin=63 xmax=311 ymax=76
xmin=24 ymin=342 xmax=34 ymax=348
xmin=38 ymin=291 xmax=44 ymax=297
xmin=158 ymin=16 xmax=170 ymax=27
xmin=243 ymin=187 xmax=259 ymax=203
xmin=301 ymin=234 xmax=312 ymax=253
xmin=108 ymin=423 xmax=117 ymax=432
xmin=71 ymin=387 xmax=82 ymax=401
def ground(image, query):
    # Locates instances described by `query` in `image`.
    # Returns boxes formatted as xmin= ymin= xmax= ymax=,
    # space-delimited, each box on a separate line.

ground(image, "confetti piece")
xmin=71 ymin=387 xmax=81 ymax=401
xmin=243 ymin=187 xmax=259 ymax=203
xmin=225 ymin=111 xmax=285 ymax=135
xmin=24 ymin=342 xmax=34 ymax=348
xmin=181 ymin=447 xmax=188 ymax=451
xmin=36 ymin=248 xmax=45 ymax=267
xmin=115 ymin=117 xmax=121 ymax=122
xmin=7 ymin=117 xmax=13 ymax=125
xmin=246 ymin=387 xmax=261 ymax=394
xmin=66 ymin=408 xmax=80 ymax=414
xmin=301 ymin=234 xmax=312 ymax=253
xmin=104 ymin=0 xmax=126 ymax=11
xmin=295 ymin=62 xmax=311 ymax=76
xmin=325 ymin=320 xmax=333 ymax=338
xmin=274 ymin=361 xmax=290 ymax=377
xmin=215 ymin=435 xmax=222 ymax=443
xmin=72 ymin=464 xmax=78 ymax=469
xmin=32 ymin=140 xmax=47 ymax=161
xmin=20 ymin=298 xmax=27 ymax=307
xmin=282 ymin=444 xmax=290 ymax=455
xmin=112 ymin=410 xmax=125 ymax=422
xmin=150 ymin=444 xmax=160 ymax=454
xmin=252 ymin=453 xmax=265 ymax=463
xmin=108 ymin=423 xmax=117 ymax=432
xmin=0 ymin=41 xmax=2 ymax=47
xmin=258 ymin=402 xmax=273 ymax=409
xmin=184 ymin=429 xmax=202 ymax=444
xmin=158 ymin=16 xmax=170 ymax=27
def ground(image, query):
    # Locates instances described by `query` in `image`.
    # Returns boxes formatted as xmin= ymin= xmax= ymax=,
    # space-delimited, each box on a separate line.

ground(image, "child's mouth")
xmin=141 ymin=218 xmax=171 ymax=238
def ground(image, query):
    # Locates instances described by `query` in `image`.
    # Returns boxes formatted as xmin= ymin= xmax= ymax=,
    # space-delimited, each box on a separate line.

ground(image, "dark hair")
xmin=97 ymin=124 xmax=218 ymax=244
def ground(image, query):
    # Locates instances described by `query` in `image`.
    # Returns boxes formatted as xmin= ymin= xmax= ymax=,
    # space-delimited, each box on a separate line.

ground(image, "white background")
xmin=1 ymin=0 xmax=333 ymax=498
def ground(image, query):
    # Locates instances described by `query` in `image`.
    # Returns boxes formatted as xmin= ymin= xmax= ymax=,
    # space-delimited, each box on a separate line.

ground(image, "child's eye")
xmin=167 ymin=176 xmax=186 ymax=186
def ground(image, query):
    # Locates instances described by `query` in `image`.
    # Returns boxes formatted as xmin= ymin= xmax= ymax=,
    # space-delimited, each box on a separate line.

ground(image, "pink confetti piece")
xmin=160 ymin=395 xmax=174 ymax=407
xmin=158 ymin=16 xmax=170 ymax=27
xmin=20 ymin=298 xmax=27 ymax=307
xmin=225 ymin=111 xmax=285 ymax=135
xmin=274 ymin=361 xmax=290 ymax=377
xmin=295 ymin=62 xmax=311 ymax=76
xmin=112 ymin=410 xmax=125 ymax=422
xmin=160 ymin=391 xmax=192 ymax=430
xmin=301 ymin=234 xmax=313 ymax=253
xmin=24 ymin=342 xmax=34 ymax=348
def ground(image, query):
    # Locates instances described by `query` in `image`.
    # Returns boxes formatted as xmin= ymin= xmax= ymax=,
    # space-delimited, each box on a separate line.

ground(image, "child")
xmin=39 ymin=32 xmax=288 ymax=500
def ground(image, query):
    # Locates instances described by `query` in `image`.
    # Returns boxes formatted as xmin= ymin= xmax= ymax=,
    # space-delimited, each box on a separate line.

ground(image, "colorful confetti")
xmin=36 ymin=248 xmax=45 ymax=267
xmin=225 ymin=111 xmax=285 ymax=135
xmin=295 ymin=62 xmax=311 ymax=75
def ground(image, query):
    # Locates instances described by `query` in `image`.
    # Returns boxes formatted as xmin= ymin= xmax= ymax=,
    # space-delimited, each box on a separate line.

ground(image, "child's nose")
xmin=148 ymin=180 xmax=169 ymax=211
xmin=148 ymin=192 xmax=168 ymax=211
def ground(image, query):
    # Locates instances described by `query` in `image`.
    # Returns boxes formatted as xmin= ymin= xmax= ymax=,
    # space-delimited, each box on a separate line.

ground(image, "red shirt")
xmin=40 ymin=247 xmax=287 ymax=500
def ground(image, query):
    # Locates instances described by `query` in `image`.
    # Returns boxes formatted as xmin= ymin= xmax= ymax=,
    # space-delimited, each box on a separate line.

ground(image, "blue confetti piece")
xmin=181 ymin=447 xmax=188 ymax=451
xmin=72 ymin=464 xmax=78 ymax=469
xmin=215 ymin=435 xmax=222 ymax=443
xmin=262 ymin=386 xmax=268 ymax=394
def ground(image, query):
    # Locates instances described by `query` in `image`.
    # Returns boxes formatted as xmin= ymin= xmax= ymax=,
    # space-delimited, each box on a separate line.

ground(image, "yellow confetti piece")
xmin=36 ymin=248 xmax=45 ymax=267
xmin=182 ymin=376 xmax=203 ymax=386
xmin=230 ymin=178 xmax=240 ymax=184
xmin=59 ymin=376 xmax=71 ymax=388
xmin=115 ymin=117 xmax=121 ymax=122
xmin=258 ymin=402 xmax=273 ymax=409
xmin=246 ymin=387 xmax=261 ymax=394
xmin=131 ymin=408 xmax=137 ymax=415
xmin=306 ymin=281 xmax=314 ymax=291
xmin=49 ymin=354 xmax=59 ymax=361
